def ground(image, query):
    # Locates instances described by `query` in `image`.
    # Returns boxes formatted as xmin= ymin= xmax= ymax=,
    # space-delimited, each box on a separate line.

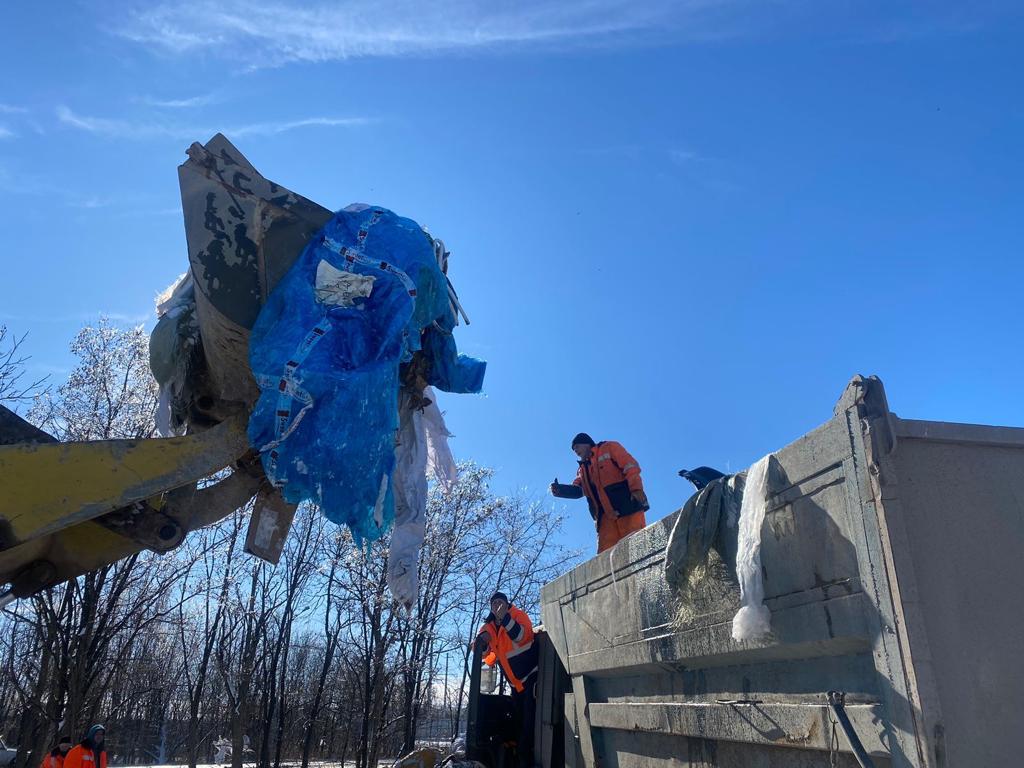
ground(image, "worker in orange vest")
xmin=550 ymin=433 xmax=649 ymax=553
xmin=63 ymin=726 xmax=106 ymax=768
xmin=475 ymin=591 xmax=538 ymax=768
xmin=39 ymin=736 xmax=72 ymax=768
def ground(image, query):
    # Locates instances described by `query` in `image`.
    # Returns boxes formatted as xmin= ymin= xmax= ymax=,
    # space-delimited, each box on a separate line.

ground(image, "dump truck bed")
xmin=539 ymin=375 xmax=1024 ymax=768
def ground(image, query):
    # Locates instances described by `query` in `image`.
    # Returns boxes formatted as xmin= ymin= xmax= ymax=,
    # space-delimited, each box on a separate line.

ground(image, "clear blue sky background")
xmin=2 ymin=1 xmax=1022 ymax=554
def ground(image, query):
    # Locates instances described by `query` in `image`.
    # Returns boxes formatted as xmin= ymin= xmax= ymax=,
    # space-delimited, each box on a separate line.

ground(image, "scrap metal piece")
xmin=178 ymin=133 xmax=333 ymax=409
xmin=244 ymin=485 xmax=296 ymax=564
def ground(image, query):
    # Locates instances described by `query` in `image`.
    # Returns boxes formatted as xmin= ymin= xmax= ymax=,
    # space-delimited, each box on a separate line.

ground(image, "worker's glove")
xmin=630 ymin=489 xmax=649 ymax=510
xmin=551 ymin=478 xmax=583 ymax=499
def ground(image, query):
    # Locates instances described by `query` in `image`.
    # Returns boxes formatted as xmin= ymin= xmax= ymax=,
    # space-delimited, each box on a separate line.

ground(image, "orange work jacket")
xmin=39 ymin=755 xmax=64 ymax=768
xmin=478 ymin=605 xmax=538 ymax=693
xmin=63 ymin=746 xmax=106 ymax=768
xmin=573 ymin=441 xmax=647 ymax=552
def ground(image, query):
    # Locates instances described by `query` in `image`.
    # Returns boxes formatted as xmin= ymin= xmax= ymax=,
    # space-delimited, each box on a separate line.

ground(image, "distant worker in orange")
xmin=550 ymin=433 xmax=649 ymax=553
xmin=64 ymin=726 xmax=106 ymax=768
xmin=39 ymin=736 xmax=72 ymax=768
xmin=475 ymin=591 xmax=538 ymax=768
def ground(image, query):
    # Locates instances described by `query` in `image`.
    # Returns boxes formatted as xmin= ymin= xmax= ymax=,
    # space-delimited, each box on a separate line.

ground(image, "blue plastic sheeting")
xmin=247 ymin=205 xmax=485 ymax=543
xmin=422 ymin=303 xmax=487 ymax=394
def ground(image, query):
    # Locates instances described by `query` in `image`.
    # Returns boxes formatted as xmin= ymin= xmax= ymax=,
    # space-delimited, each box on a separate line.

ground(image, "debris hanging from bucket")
xmin=731 ymin=454 xmax=773 ymax=641
xmin=247 ymin=204 xmax=485 ymax=549
xmin=150 ymin=272 xmax=200 ymax=437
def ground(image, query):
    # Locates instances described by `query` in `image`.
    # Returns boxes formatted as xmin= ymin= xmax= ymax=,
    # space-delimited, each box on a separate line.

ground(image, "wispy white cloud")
xmin=56 ymin=105 xmax=369 ymax=140
xmin=56 ymin=105 xmax=138 ymax=136
xmin=105 ymin=0 xmax=1017 ymax=68
xmin=109 ymin=206 xmax=182 ymax=219
xmin=670 ymin=149 xmax=699 ymax=165
xmin=579 ymin=145 xmax=704 ymax=166
xmin=232 ymin=116 xmax=369 ymax=136
xmin=0 ymin=159 xmax=180 ymax=216
xmin=100 ymin=311 xmax=154 ymax=325
xmin=69 ymin=195 xmax=114 ymax=209
xmin=853 ymin=6 xmax=990 ymax=44
xmin=577 ymin=144 xmax=644 ymax=161
xmin=140 ymin=93 xmax=218 ymax=109
xmin=0 ymin=104 xmax=31 ymax=139
xmin=0 ymin=163 xmax=54 ymax=195
xmin=111 ymin=0 xmax=730 ymax=66
xmin=575 ymin=144 xmax=739 ymax=192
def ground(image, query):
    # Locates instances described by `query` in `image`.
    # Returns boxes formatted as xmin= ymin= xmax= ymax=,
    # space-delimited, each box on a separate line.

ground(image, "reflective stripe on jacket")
xmin=63 ymin=746 xmax=106 ymax=768
xmin=479 ymin=605 xmax=538 ymax=693
xmin=40 ymin=755 xmax=64 ymax=768
xmin=573 ymin=441 xmax=644 ymax=523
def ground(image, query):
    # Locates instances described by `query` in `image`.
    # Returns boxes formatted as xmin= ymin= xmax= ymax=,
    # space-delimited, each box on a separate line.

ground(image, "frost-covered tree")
xmin=5 ymin=318 xmax=177 ymax=768
xmin=29 ymin=317 xmax=157 ymax=440
xmin=0 ymin=320 xmax=583 ymax=768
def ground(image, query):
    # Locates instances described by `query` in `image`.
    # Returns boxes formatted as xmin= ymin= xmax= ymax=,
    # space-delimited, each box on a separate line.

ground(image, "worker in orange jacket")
xmin=39 ymin=736 xmax=72 ymax=768
xmin=63 ymin=726 xmax=106 ymax=768
xmin=475 ymin=591 xmax=538 ymax=768
xmin=550 ymin=433 xmax=649 ymax=553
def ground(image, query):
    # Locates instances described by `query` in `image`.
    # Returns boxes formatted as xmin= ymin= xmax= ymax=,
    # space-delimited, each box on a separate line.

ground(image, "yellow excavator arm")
xmin=0 ymin=404 xmax=273 ymax=606
xmin=0 ymin=134 xmax=335 ymax=604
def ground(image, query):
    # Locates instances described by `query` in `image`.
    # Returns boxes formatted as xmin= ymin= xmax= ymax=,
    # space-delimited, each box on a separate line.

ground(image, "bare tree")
xmin=259 ymin=507 xmax=325 ymax=768
xmin=215 ymin=548 xmax=280 ymax=768
xmin=0 ymin=325 xmax=48 ymax=408
xmin=298 ymin=531 xmax=347 ymax=768
xmin=176 ymin=516 xmax=245 ymax=768
xmin=336 ymin=535 xmax=401 ymax=768
xmin=1 ymin=319 xmax=585 ymax=767
xmin=438 ymin=466 xmax=581 ymax=739
xmin=6 ymin=318 xmax=172 ymax=768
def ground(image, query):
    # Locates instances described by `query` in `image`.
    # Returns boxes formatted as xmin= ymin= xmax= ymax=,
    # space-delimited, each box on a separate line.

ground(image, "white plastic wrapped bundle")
xmin=151 ymin=272 xmax=198 ymax=437
xmin=422 ymin=393 xmax=457 ymax=492
xmin=389 ymin=387 xmax=458 ymax=609
xmin=731 ymin=454 xmax=773 ymax=641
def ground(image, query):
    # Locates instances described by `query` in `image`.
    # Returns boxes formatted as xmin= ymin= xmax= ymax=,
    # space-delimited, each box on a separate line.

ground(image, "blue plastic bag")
xmin=247 ymin=205 xmax=483 ymax=543
xmin=422 ymin=305 xmax=487 ymax=394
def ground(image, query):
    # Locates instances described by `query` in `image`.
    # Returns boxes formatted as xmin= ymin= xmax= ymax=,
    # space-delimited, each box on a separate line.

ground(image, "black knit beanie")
xmin=571 ymin=433 xmax=596 ymax=448
xmin=490 ymin=591 xmax=509 ymax=604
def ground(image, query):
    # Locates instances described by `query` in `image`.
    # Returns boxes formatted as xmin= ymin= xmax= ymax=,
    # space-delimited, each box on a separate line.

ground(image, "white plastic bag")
xmin=731 ymin=454 xmax=773 ymax=641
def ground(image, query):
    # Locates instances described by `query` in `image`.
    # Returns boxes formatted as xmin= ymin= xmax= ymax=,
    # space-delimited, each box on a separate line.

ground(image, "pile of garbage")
xmin=149 ymin=135 xmax=484 ymax=607
xmin=247 ymin=204 xmax=484 ymax=605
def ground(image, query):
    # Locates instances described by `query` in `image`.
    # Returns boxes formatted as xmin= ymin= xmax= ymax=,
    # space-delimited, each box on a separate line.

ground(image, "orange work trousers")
xmin=597 ymin=511 xmax=646 ymax=553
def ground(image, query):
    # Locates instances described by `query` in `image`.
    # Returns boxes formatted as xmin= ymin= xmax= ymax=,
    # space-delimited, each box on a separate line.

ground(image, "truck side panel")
xmin=878 ymin=419 xmax=1024 ymax=768
xmin=541 ymin=377 xmax=1024 ymax=767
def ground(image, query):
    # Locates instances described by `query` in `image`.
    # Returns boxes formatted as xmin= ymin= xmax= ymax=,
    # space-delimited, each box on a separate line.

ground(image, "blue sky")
xmin=2 ymin=1 xmax=1023 ymax=554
